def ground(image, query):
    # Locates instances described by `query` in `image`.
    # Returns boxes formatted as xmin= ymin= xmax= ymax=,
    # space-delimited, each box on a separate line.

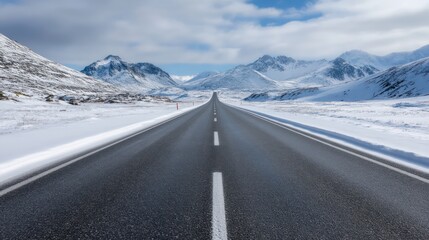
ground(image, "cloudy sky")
xmin=1 ymin=0 xmax=429 ymax=75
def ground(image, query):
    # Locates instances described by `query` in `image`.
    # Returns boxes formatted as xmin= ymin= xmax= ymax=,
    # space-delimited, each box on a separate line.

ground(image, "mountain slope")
xmin=306 ymin=57 xmax=429 ymax=101
xmin=247 ymin=55 xmax=329 ymax=83
xmin=324 ymin=58 xmax=378 ymax=81
xmin=0 ymin=34 xmax=118 ymax=95
xmin=81 ymin=56 xmax=178 ymax=91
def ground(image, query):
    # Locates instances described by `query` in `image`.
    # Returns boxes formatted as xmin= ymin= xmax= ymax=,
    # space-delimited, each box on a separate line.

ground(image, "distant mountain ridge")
xmin=81 ymin=55 xmax=178 ymax=91
xmin=245 ymin=57 xmax=429 ymax=102
xmin=184 ymin=54 xmax=380 ymax=90
xmin=0 ymin=33 xmax=118 ymax=95
xmin=340 ymin=45 xmax=429 ymax=69
xmin=185 ymin=44 xmax=429 ymax=91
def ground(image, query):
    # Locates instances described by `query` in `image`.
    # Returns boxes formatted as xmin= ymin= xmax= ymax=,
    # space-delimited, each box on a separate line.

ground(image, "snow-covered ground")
xmin=0 ymin=96 xmax=201 ymax=135
xmin=0 ymin=96 xmax=208 ymax=187
xmin=225 ymin=96 xmax=429 ymax=172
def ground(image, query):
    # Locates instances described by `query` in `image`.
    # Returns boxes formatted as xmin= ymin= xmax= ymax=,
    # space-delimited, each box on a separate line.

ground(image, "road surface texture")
xmin=1 ymin=93 xmax=428 ymax=239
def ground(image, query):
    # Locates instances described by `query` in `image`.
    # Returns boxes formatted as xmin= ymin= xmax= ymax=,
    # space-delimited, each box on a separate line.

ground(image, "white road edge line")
xmin=214 ymin=118 xmax=217 ymax=122
xmin=233 ymin=106 xmax=429 ymax=184
xmin=214 ymin=131 xmax=220 ymax=146
xmin=212 ymin=172 xmax=228 ymax=240
xmin=0 ymin=108 xmax=199 ymax=197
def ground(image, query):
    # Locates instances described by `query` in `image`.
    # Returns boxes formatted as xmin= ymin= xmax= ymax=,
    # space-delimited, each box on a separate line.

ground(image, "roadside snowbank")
xmin=0 ymin=100 xmax=205 ymax=187
xmin=226 ymin=96 xmax=429 ymax=173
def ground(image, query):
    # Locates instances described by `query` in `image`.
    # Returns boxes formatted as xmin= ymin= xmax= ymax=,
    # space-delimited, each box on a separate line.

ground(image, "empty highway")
xmin=1 ymin=93 xmax=428 ymax=239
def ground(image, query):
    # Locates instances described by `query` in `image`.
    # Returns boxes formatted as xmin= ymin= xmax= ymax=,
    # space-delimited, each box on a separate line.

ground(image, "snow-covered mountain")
xmin=247 ymin=55 xmax=328 ymax=82
xmin=246 ymin=57 xmax=429 ymax=102
xmin=340 ymin=45 xmax=429 ymax=69
xmin=183 ymin=65 xmax=279 ymax=90
xmin=81 ymin=55 xmax=178 ymax=91
xmin=0 ymin=34 xmax=118 ymax=95
xmin=185 ymin=45 xmax=429 ymax=91
xmin=324 ymin=58 xmax=378 ymax=80
xmin=184 ymin=54 xmax=379 ymax=90
xmin=283 ymin=57 xmax=378 ymax=87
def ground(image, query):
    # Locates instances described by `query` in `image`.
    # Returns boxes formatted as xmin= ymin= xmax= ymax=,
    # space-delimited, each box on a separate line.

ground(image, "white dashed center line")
xmin=214 ymin=131 xmax=219 ymax=146
xmin=212 ymin=172 xmax=227 ymax=240
xmin=214 ymin=118 xmax=217 ymax=122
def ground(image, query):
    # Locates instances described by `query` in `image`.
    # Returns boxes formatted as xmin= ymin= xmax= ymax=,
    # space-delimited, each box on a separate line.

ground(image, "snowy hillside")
xmin=82 ymin=55 xmax=178 ymax=91
xmin=340 ymin=45 xmax=429 ymax=69
xmin=0 ymin=34 xmax=118 ymax=95
xmin=246 ymin=57 xmax=429 ymax=102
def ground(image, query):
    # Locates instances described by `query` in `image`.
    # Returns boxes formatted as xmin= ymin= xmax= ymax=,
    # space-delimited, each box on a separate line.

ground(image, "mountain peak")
xmin=332 ymin=57 xmax=347 ymax=65
xmin=81 ymin=56 xmax=177 ymax=89
xmin=275 ymin=55 xmax=295 ymax=64
xmin=104 ymin=55 xmax=122 ymax=61
xmin=249 ymin=54 xmax=296 ymax=72
xmin=253 ymin=54 xmax=296 ymax=65
xmin=342 ymin=49 xmax=370 ymax=55
xmin=259 ymin=54 xmax=275 ymax=61
xmin=339 ymin=50 xmax=373 ymax=60
xmin=413 ymin=44 xmax=429 ymax=56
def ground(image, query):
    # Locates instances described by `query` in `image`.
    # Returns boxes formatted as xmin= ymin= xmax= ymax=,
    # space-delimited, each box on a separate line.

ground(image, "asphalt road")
xmin=1 ymin=93 xmax=429 ymax=239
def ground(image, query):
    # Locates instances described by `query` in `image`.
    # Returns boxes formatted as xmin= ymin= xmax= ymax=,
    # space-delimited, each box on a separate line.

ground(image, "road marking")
xmin=214 ymin=112 xmax=216 ymax=115
xmin=212 ymin=172 xmax=227 ymax=240
xmin=214 ymin=118 xmax=217 ymax=122
xmin=232 ymin=106 xmax=429 ymax=184
xmin=214 ymin=131 xmax=219 ymax=146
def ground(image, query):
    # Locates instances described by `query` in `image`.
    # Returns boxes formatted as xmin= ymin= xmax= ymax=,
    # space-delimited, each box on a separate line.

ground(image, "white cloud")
xmin=0 ymin=0 xmax=428 ymax=67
